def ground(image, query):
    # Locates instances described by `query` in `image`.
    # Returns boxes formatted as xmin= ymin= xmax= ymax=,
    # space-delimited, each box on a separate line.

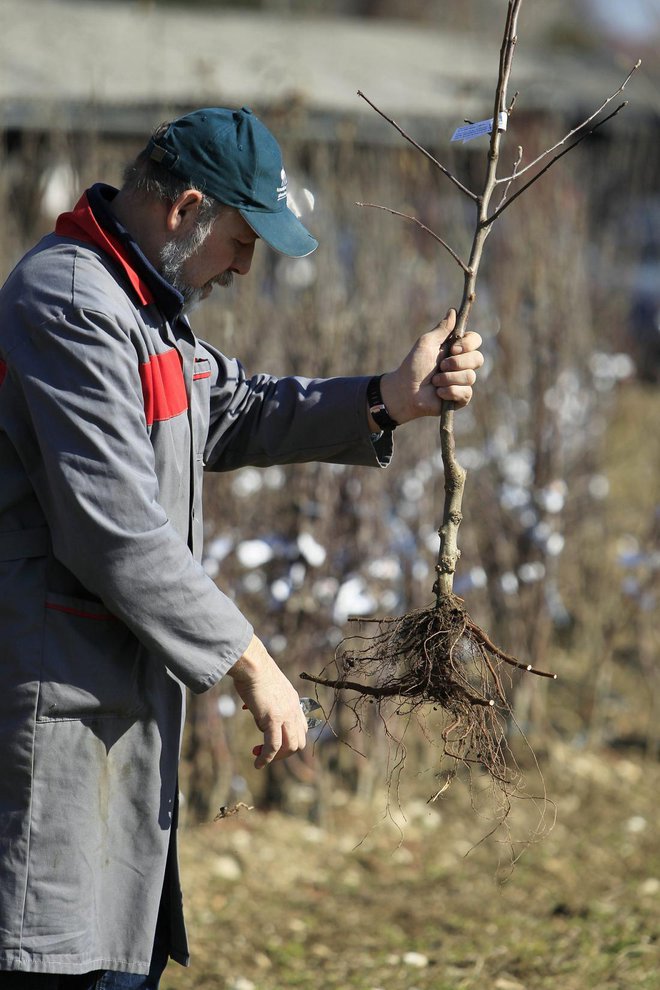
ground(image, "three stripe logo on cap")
xmin=277 ymin=167 xmax=288 ymax=202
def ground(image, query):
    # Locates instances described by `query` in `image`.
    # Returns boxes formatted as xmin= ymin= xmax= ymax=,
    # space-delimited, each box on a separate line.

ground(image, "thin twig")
xmin=357 ymin=89 xmax=478 ymax=202
xmin=356 ymin=202 xmax=470 ymax=273
xmin=496 ymin=60 xmax=641 ymax=185
xmin=488 ymin=102 xmax=628 ymax=224
xmin=496 ymin=145 xmax=524 ymax=211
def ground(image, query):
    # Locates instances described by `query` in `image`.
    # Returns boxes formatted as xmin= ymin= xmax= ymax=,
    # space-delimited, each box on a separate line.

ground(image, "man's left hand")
xmin=375 ymin=309 xmax=484 ymax=428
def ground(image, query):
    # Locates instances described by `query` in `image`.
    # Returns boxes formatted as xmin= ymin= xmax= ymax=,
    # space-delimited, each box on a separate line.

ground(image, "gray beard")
xmin=158 ymin=235 xmax=233 ymax=313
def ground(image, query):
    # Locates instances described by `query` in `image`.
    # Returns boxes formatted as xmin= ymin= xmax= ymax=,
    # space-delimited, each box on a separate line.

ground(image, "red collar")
xmin=55 ymin=192 xmax=155 ymax=306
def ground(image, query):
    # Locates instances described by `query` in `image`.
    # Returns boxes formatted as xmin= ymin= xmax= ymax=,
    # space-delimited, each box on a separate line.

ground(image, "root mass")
xmin=301 ymin=594 xmax=556 ymax=801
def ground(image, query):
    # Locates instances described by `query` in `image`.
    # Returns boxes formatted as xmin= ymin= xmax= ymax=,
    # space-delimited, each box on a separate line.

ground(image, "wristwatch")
xmin=367 ymin=375 xmax=399 ymax=431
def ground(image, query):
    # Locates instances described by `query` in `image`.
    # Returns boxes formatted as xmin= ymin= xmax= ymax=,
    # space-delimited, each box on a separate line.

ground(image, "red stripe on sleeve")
xmin=0 ymin=359 xmax=6 ymax=386
xmin=138 ymin=349 xmax=188 ymax=427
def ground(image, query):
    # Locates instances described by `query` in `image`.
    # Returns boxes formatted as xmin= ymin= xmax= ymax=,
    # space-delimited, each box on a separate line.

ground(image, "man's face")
xmin=159 ymin=206 xmax=258 ymax=311
xmin=183 ymin=209 xmax=257 ymax=296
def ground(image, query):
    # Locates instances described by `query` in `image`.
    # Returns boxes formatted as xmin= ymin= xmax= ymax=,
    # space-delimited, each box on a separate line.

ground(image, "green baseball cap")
xmin=147 ymin=107 xmax=318 ymax=258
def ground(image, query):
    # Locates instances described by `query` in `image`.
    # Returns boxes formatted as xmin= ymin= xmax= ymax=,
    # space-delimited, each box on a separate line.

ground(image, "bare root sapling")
xmin=302 ymin=0 xmax=640 ymax=822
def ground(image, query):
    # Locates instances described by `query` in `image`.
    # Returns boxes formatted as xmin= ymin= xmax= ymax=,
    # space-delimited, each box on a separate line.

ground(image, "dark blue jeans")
xmin=0 ymin=936 xmax=168 ymax=989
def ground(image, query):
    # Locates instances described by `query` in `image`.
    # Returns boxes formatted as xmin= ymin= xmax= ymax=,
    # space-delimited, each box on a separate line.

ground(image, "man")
xmin=0 ymin=107 xmax=483 ymax=987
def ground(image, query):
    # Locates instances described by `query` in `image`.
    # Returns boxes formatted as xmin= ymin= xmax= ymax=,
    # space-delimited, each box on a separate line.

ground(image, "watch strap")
xmin=367 ymin=375 xmax=399 ymax=431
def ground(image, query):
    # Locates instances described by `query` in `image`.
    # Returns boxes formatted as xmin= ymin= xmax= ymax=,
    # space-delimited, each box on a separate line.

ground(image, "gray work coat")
xmin=0 ymin=184 xmax=392 ymax=975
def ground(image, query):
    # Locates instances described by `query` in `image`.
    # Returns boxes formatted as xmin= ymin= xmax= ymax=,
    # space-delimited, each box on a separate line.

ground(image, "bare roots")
xmin=301 ymin=594 xmax=556 ymax=802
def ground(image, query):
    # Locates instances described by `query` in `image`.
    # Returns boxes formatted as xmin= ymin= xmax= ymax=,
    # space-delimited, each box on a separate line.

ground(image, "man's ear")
xmin=166 ymin=189 xmax=205 ymax=233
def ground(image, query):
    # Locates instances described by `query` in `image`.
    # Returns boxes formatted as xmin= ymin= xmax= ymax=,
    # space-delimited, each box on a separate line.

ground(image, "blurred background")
xmin=2 ymin=2 xmax=658 ymax=987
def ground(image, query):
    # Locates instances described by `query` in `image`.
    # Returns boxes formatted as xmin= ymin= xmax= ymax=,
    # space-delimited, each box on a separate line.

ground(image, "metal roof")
xmin=1 ymin=0 xmax=656 ymax=140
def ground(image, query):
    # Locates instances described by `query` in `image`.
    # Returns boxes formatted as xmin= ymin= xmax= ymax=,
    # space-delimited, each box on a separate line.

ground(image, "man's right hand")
xmin=227 ymin=634 xmax=308 ymax=769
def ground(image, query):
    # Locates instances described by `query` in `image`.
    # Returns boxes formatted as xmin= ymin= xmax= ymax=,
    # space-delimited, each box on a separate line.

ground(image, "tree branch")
xmin=495 ymin=60 xmax=641 ymax=186
xmin=489 ymin=0 xmax=522 ymax=144
xmin=300 ymin=671 xmax=401 ymax=698
xmin=355 ymin=201 xmax=470 ymax=273
xmin=487 ymin=102 xmax=628 ymax=224
xmin=496 ymin=145 xmax=524 ymax=212
xmin=357 ymin=89 xmax=479 ymax=202
xmin=434 ymin=0 xmax=524 ymax=598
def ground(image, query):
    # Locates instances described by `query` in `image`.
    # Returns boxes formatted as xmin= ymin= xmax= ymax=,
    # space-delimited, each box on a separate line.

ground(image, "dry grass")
xmin=165 ymin=381 xmax=659 ymax=989
xmin=164 ymin=751 xmax=659 ymax=990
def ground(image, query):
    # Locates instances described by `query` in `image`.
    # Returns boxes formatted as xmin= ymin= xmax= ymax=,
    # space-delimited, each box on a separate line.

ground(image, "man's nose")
xmin=232 ymin=243 xmax=255 ymax=276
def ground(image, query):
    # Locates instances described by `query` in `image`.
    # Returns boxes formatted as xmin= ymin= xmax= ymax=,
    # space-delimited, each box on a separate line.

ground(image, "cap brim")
xmin=240 ymin=206 xmax=318 ymax=258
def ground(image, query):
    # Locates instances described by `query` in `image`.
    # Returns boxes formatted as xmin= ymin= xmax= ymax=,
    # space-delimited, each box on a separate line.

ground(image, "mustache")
xmin=211 ymin=270 xmax=234 ymax=289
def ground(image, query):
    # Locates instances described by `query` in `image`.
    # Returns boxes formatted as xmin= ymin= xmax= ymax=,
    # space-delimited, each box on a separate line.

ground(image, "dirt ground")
xmin=161 ymin=384 xmax=659 ymax=990
xmin=161 ymin=747 xmax=659 ymax=990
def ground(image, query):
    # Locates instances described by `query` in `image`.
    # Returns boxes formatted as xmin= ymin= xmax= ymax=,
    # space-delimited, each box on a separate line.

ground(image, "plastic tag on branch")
xmin=451 ymin=112 xmax=508 ymax=144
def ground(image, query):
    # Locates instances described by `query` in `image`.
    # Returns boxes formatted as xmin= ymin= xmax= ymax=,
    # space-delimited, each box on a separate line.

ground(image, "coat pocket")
xmin=37 ymin=593 xmax=146 ymax=720
xmin=191 ymin=357 xmax=212 ymax=459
